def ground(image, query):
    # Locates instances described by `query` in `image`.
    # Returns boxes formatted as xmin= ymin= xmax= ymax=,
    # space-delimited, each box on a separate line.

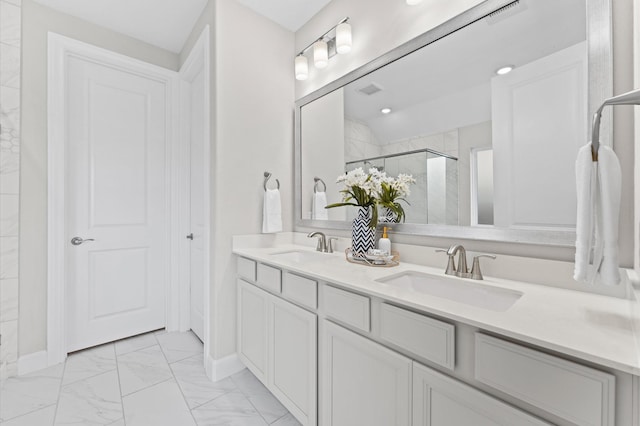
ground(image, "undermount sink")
xmin=269 ymin=250 xmax=330 ymax=263
xmin=376 ymin=271 xmax=522 ymax=312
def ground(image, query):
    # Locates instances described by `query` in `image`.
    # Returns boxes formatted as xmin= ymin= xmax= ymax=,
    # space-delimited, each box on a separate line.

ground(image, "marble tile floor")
xmin=0 ymin=330 xmax=301 ymax=426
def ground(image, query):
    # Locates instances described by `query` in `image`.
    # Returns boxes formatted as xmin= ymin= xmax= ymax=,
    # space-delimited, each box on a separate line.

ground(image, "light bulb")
xmin=495 ymin=65 xmax=515 ymax=75
xmin=381 ymin=108 xmax=391 ymax=114
xmin=295 ymin=55 xmax=308 ymax=80
xmin=313 ymin=40 xmax=328 ymax=69
xmin=336 ymin=22 xmax=352 ymax=54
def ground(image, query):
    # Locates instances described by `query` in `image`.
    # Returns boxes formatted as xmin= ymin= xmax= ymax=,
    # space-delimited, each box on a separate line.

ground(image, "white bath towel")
xmin=262 ymin=189 xmax=283 ymax=233
xmin=312 ymin=191 xmax=328 ymax=220
xmin=573 ymin=143 xmax=621 ymax=286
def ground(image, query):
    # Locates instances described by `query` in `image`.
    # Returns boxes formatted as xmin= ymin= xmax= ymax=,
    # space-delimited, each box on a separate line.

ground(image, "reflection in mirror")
xmin=298 ymin=0 xmax=593 ymax=240
xmin=472 ymin=148 xmax=494 ymax=225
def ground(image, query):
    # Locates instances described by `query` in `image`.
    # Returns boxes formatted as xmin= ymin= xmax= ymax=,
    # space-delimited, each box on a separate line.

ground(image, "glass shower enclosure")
xmin=345 ymin=148 xmax=458 ymax=225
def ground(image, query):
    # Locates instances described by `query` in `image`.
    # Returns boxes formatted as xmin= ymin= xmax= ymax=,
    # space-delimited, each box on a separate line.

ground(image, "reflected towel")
xmin=262 ymin=189 xmax=283 ymax=233
xmin=574 ymin=143 xmax=621 ymax=285
xmin=312 ymin=191 xmax=328 ymax=220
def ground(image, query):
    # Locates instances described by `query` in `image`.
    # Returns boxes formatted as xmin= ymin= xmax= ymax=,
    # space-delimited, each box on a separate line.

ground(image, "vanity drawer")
xmin=237 ymin=257 xmax=256 ymax=281
xmin=475 ymin=333 xmax=615 ymax=426
xmin=256 ymin=263 xmax=282 ymax=293
xmin=323 ymin=285 xmax=370 ymax=332
xmin=282 ymin=272 xmax=317 ymax=310
xmin=379 ymin=303 xmax=455 ymax=370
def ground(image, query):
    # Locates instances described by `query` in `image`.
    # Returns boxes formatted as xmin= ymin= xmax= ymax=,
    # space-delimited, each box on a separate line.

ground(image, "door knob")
xmin=71 ymin=237 xmax=95 ymax=246
xmin=186 ymin=233 xmax=194 ymax=240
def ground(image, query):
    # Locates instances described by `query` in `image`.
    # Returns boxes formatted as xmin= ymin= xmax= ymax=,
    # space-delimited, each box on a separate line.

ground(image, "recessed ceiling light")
xmin=495 ymin=65 xmax=515 ymax=75
xmin=381 ymin=108 xmax=392 ymax=114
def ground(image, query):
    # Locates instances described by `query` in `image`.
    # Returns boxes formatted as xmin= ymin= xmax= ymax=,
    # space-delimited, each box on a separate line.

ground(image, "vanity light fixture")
xmin=381 ymin=107 xmax=392 ymax=114
xmin=313 ymin=40 xmax=329 ymax=68
xmin=295 ymin=55 xmax=309 ymax=80
xmin=495 ymin=65 xmax=515 ymax=75
xmin=336 ymin=22 xmax=352 ymax=54
xmin=294 ymin=18 xmax=351 ymax=80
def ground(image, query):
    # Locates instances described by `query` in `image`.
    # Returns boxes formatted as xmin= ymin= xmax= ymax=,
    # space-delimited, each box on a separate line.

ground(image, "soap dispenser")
xmin=378 ymin=227 xmax=391 ymax=254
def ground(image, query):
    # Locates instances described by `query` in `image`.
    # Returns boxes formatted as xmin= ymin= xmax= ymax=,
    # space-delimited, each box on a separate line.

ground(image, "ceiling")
xmin=32 ymin=0 xmax=330 ymax=53
xmin=235 ymin=0 xmax=332 ymax=32
xmin=342 ymin=0 xmax=586 ymax=143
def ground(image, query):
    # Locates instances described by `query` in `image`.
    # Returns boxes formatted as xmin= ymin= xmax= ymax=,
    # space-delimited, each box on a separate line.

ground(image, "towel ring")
xmin=264 ymin=171 xmax=280 ymax=191
xmin=314 ymin=177 xmax=326 ymax=193
xmin=591 ymin=87 xmax=640 ymax=161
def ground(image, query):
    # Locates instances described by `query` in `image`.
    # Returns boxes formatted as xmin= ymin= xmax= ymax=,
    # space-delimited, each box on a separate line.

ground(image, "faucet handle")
xmin=327 ymin=237 xmax=338 ymax=253
xmin=436 ymin=249 xmax=456 ymax=275
xmin=470 ymin=254 xmax=496 ymax=280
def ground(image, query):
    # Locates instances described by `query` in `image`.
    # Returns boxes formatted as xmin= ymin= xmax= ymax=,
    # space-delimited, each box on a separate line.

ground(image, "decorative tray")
xmin=345 ymin=248 xmax=399 ymax=267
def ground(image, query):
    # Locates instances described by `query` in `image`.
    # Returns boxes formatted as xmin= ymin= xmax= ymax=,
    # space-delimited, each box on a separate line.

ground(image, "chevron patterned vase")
xmin=381 ymin=207 xmax=400 ymax=223
xmin=352 ymin=207 xmax=376 ymax=258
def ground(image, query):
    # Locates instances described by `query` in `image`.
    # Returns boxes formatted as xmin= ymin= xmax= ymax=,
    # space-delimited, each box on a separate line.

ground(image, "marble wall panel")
xmin=1 ymin=0 xmax=21 ymax=379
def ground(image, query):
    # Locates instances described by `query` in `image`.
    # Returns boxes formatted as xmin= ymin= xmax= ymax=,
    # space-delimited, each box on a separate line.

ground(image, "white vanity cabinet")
xmin=321 ymin=320 xmax=412 ymax=426
xmin=236 ymin=259 xmax=317 ymax=426
xmin=235 ymin=254 xmax=636 ymax=426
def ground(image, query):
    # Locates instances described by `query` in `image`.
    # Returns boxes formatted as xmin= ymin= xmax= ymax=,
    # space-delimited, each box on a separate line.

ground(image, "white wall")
xmin=19 ymin=0 xmax=179 ymax=357
xmin=295 ymin=0 xmax=636 ymax=265
xmin=612 ymin=0 xmax=636 ymax=268
xmin=180 ymin=0 xmax=295 ymax=361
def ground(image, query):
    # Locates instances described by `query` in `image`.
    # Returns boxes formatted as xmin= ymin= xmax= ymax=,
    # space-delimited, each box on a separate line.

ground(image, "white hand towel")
xmin=574 ymin=144 xmax=596 ymax=282
xmin=595 ymin=145 xmax=621 ymax=285
xmin=312 ymin=191 xmax=328 ymax=220
xmin=573 ymin=143 xmax=621 ymax=286
xmin=262 ymin=189 xmax=283 ymax=233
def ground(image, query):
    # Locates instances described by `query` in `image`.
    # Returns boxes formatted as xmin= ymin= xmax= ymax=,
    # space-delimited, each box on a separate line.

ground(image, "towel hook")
xmin=591 ymin=87 xmax=640 ymax=161
xmin=313 ymin=177 xmax=326 ymax=193
xmin=264 ymin=171 xmax=280 ymax=191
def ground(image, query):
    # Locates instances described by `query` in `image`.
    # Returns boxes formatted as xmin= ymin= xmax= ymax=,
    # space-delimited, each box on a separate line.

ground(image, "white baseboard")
xmin=205 ymin=352 xmax=245 ymax=382
xmin=18 ymin=350 xmax=50 ymax=376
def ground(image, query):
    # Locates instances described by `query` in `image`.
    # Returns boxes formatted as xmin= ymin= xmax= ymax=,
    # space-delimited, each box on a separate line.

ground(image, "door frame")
xmin=177 ymin=27 xmax=211 ymax=360
xmin=47 ymin=33 xmax=182 ymax=365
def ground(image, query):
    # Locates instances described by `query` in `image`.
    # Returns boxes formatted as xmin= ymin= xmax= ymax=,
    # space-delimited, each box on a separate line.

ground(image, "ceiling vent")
xmin=485 ymin=0 xmax=526 ymax=25
xmin=357 ymin=83 xmax=383 ymax=96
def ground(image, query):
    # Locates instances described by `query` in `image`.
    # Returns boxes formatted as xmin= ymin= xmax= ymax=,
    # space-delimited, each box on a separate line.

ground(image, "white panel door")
xmin=188 ymin=66 xmax=206 ymax=341
xmin=492 ymin=42 xmax=587 ymax=229
xmin=66 ymin=55 xmax=168 ymax=352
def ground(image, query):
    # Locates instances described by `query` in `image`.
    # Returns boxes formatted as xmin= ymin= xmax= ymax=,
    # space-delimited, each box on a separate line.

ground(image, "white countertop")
xmin=233 ymin=241 xmax=640 ymax=376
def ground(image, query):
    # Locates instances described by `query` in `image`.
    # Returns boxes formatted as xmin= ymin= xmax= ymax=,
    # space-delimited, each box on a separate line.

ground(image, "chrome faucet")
xmin=447 ymin=244 xmax=470 ymax=278
xmin=307 ymin=232 xmax=327 ymax=252
xmin=437 ymin=244 xmax=496 ymax=280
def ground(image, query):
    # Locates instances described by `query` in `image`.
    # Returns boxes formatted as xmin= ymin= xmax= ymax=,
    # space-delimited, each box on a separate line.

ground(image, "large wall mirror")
xmin=295 ymin=0 xmax=612 ymax=245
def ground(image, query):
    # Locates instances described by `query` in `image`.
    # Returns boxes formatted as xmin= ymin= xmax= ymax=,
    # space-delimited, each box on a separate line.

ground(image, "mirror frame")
xmin=294 ymin=0 xmax=612 ymax=246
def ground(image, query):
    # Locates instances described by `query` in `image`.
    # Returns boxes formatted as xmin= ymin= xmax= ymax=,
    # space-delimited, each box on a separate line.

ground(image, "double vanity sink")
xmin=235 ymin=237 xmax=640 ymax=426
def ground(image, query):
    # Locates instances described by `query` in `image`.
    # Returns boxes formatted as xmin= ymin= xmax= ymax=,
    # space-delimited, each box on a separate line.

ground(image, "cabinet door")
xmin=413 ymin=362 xmax=550 ymax=426
xmin=237 ymin=279 xmax=269 ymax=382
xmin=270 ymin=297 xmax=317 ymax=426
xmin=322 ymin=321 xmax=411 ymax=426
